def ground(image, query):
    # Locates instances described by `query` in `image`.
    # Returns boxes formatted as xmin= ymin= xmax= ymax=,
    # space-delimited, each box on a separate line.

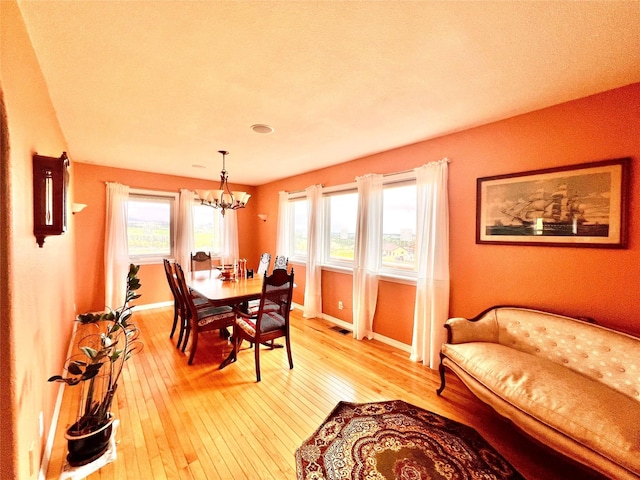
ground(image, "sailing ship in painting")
xmin=488 ymin=183 xmax=609 ymax=237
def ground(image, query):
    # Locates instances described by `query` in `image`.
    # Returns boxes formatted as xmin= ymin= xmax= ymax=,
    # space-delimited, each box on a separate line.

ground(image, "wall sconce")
xmin=71 ymin=203 xmax=87 ymax=214
xmin=257 ymin=214 xmax=268 ymax=222
xmin=33 ymin=151 xmax=69 ymax=247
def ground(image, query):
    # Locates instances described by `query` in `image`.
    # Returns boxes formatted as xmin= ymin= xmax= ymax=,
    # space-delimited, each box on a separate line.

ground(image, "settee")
xmin=437 ymin=306 xmax=640 ymax=480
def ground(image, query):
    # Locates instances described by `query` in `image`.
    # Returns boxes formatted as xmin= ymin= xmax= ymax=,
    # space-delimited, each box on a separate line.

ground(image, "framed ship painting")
xmin=476 ymin=158 xmax=630 ymax=248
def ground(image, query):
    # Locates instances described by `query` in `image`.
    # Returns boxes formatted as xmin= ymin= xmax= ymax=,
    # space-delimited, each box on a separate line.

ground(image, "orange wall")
xmin=3 ymin=0 xmax=637 ymax=477
xmin=253 ymin=83 xmax=640 ymax=338
xmin=73 ymin=163 xmax=259 ymax=313
xmin=1 ymin=1 xmax=76 ymax=478
xmin=73 ymin=84 xmax=640 ymax=344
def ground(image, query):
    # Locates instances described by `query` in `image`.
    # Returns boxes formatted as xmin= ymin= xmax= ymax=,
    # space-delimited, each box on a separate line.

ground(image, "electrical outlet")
xmin=338 ymin=301 xmax=344 ymax=310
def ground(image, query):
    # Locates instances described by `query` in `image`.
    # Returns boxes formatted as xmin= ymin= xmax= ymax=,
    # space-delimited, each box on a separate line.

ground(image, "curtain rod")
xmin=383 ymin=158 xmax=450 ymax=177
xmin=383 ymin=169 xmax=413 ymax=177
xmin=285 ymin=184 xmax=324 ymax=195
xmin=286 ymin=158 xmax=450 ymax=194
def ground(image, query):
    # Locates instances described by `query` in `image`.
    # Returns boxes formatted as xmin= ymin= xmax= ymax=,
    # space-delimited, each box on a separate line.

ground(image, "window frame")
xmin=287 ymin=192 xmax=308 ymax=263
xmin=283 ymin=171 xmax=420 ymax=282
xmin=192 ymin=200 xmax=224 ymax=257
xmin=322 ymin=184 xmax=358 ymax=269
xmin=127 ymin=188 xmax=178 ymax=265
xmin=379 ymin=176 xmax=418 ymax=280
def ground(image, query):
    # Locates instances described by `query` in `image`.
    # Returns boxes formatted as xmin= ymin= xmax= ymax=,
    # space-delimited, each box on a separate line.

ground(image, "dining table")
xmin=188 ymin=272 xmax=265 ymax=369
xmin=189 ymin=272 xmax=264 ymax=308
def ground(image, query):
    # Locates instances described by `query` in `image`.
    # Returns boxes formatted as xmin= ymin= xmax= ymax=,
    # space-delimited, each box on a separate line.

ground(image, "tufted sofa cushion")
xmin=440 ymin=306 xmax=640 ymax=480
xmin=488 ymin=307 xmax=640 ymax=401
xmin=443 ymin=341 xmax=640 ymax=474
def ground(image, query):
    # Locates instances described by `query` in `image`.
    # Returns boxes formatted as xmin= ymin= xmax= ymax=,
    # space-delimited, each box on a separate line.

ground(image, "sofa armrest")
xmin=445 ymin=315 xmax=499 ymax=344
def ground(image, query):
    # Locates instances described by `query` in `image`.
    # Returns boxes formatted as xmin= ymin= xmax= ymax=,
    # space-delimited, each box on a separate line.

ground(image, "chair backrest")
xmin=256 ymin=252 xmax=271 ymax=276
xmin=191 ymin=251 xmax=212 ymax=277
xmin=256 ymin=268 xmax=294 ymax=333
xmin=166 ymin=260 xmax=191 ymax=322
xmin=174 ymin=262 xmax=197 ymax=319
xmin=163 ymin=258 xmax=179 ymax=299
xmin=273 ymin=255 xmax=288 ymax=270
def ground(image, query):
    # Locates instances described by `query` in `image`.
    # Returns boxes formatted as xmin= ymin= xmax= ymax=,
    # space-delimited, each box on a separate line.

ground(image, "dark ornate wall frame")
xmin=33 ymin=151 xmax=69 ymax=247
xmin=476 ymin=157 xmax=630 ymax=248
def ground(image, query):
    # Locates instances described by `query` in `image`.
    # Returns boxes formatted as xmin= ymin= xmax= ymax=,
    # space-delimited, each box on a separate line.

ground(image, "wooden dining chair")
xmin=245 ymin=252 xmax=276 ymax=314
xmin=248 ymin=254 xmax=288 ymax=314
xmin=163 ymin=259 xmax=212 ymax=347
xmin=190 ymin=251 xmax=213 ymax=278
xmin=256 ymin=252 xmax=271 ymax=276
xmin=273 ymin=255 xmax=288 ymax=270
xmin=233 ymin=268 xmax=294 ymax=381
xmin=163 ymin=259 xmax=182 ymax=340
xmin=248 ymin=256 xmax=285 ymax=316
xmin=174 ymin=262 xmax=236 ymax=364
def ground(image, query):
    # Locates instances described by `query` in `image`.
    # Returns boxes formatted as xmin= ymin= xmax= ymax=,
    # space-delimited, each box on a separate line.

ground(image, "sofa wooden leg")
xmin=436 ymin=353 xmax=446 ymax=396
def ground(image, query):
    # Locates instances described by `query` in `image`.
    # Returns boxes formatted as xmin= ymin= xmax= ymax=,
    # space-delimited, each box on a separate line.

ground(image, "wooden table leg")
xmin=219 ymin=325 xmax=238 ymax=369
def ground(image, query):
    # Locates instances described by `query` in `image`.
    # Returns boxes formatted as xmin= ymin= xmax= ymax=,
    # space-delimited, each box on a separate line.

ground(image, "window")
xmin=127 ymin=191 xmax=177 ymax=261
xmin=291 ymin=198 xmax=308 ymax=259
xmin=193 ymin=203 xmax=223 ymax=254
xmin=324 ymin=191 xmax=358 ymax=265
xmin=284 ymin=173 xmax=419 ymax=280
xmin=290 ymin=198 xmax=308 ymax=260
xmin=381 ymin=182 xmax=416 ymax=272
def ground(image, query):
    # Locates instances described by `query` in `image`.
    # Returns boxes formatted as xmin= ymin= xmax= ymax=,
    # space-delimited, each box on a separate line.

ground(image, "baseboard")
xmin=40 ymin=320 xmax=80 ymax=479
xmin=41 ymin=301 xmax=412 ymax=477
xmin=373 ymin=331 xmax=411 ymax=353
xmin=132 ymin=300 xmax=173 ymax=311
xmin=320 ymin=312 xmax=412 ymax=354
xmin=40 ymin=302 xmax=171 ymax=477
xmin=115 ymin=302 xmax=410 ymax=352
xmin=130 ymin=302 xmax=412 ymax=354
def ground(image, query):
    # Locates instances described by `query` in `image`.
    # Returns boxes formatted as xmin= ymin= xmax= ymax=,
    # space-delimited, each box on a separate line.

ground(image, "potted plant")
xmin=49 ymin=264 xmax=142 ymax=466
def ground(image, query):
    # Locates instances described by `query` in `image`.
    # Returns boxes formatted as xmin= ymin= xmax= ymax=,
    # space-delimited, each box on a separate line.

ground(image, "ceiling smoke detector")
xmin=251 ymin=124 xmax=274 ymax=134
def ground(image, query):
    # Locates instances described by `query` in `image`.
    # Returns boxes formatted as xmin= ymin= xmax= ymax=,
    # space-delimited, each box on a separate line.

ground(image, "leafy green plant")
xmin=49 ymin=264 xmax=142 ymax=435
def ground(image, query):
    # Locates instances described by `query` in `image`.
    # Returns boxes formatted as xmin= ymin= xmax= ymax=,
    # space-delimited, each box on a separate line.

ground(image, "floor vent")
xmin=329 ymin=325 xmax=350 ymax=335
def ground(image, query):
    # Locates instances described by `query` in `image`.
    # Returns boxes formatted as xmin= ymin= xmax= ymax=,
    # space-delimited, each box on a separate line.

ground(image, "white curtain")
xmin=352 ymin=174 xmax=383 ymax=340
xmin=221 ymin=208 xmax=239 ymax=264
xmin=275 ymin=191 xmax=290 ymax=257
xmin=176 ymin=189 xmax=195 ymax=274
xmin=104 ymin=182 xmax=130 ymax=309
xmin=410 ymin=159 xmax=450 ymax=369
xmin=304 ymin=185 xmax=323 ymax=318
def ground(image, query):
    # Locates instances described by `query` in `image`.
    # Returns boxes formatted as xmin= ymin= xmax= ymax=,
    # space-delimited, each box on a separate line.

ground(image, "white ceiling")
xmin=17 ymin=1 xmax=640 ymax=186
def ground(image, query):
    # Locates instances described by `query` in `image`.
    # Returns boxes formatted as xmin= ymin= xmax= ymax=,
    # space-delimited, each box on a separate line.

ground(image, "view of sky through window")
xmin=127 ymin=198 xmax=171 ymax=256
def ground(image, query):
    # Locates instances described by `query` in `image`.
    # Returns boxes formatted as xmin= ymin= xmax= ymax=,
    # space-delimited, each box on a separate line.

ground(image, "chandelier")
xmin=195 ymin=150 xmax=250 ymax=216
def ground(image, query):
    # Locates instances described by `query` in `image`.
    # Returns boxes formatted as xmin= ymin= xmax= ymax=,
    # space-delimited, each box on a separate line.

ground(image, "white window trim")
xmin=128 ymin=188 xmax=178 ymax=265
xmin=379 ymin=178 xmax=417 ymax=279
xmin=285 ymin=170 xmax=421 ymax=282
xmin=322 ymin=185 xmax=357 ymax=269
xmin=287 ymin=196 xmax=309 ymax=263
xmin=192 ymin=200 xmax=224 ymax=256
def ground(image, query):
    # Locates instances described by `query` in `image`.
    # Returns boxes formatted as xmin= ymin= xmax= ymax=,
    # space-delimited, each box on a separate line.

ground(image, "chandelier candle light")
xmin=195 ymin=150 xmax=250 ymax=216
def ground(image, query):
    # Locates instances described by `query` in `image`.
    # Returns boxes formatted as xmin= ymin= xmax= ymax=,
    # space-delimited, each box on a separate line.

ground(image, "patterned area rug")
xmin=295 ymin=400 xmax=524 ymax=480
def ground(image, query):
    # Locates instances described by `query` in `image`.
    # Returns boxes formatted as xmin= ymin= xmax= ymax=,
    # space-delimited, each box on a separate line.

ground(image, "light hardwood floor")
xmin=46 ymin=306 xmax=605 ymax=479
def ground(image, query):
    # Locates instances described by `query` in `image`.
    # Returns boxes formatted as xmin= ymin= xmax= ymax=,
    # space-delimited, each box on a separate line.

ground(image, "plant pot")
xmin=64 ymin=414 xmax=115 ymax=467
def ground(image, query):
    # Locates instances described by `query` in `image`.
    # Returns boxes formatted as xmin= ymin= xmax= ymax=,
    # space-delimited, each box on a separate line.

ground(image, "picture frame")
xmin=476 ymin=158 xmax=630 ymax=248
